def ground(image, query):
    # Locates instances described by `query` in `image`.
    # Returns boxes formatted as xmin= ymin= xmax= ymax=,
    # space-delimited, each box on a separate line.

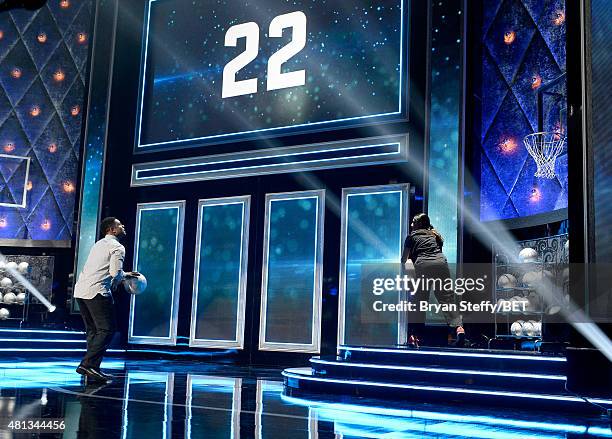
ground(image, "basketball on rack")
xmin=518 ymin=247 xmax=538 ymax=262
xmin=0 ymin=308 xmax=9 ymax=320
xmin=17 ymin=262 xmax=29 ymax=274
xmin=497 ymin=273 xmax=517 ymax=289
xmin=511 ymin=320 xmax=524 ymax=337
xmin=522 ymin=320 xmax=536 ymax=336
xmin=3 ymin=292 xmax=16 ymax=304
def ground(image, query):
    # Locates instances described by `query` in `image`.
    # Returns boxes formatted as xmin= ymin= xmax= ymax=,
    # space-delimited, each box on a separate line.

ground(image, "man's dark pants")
xmin=76 ymin=294 xmax=116 ymax=370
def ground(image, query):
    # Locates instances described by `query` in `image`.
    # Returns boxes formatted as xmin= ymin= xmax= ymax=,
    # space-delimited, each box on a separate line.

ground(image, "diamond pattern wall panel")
xmin=0 ymin=0 xmax=93 ymax=241
xmin=479 ymin=0 xmax=567 ymax=222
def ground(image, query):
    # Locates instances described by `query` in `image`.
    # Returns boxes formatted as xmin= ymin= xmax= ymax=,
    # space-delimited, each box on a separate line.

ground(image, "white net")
xmin=523 ymin=131 xmax=566 ymax=179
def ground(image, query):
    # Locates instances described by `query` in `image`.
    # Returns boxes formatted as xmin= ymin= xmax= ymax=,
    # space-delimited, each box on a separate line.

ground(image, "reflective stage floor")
xmin=0 ymin=357 xmax=611 ymax=438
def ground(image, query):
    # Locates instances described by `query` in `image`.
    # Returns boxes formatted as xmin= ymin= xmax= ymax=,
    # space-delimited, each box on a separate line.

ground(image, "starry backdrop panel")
xmin=139 ymin=0 xmax=404 ymax=149
xmin=479 ymin=0 xmax=567 ymax=222
xmin=0 ymin=0 xmax=93 ymax=241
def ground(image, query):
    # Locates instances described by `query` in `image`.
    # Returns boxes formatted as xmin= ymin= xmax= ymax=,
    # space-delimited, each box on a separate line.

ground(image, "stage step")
xmin=283 ymin=367 xmax=612 ymax=413
xmin=0 ymin=328 xmax=85 ymax=340
xmin=338 ymin=345 xmax=567 ymax=375
xmin=0 ymin=328 xmax=123 ymax=354
xmin=310 ymin=356 xmax=567 ymax=393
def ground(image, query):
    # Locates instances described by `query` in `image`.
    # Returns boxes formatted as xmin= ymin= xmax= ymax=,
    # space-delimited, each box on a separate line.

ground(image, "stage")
xmin=1 ymin=355 xmax=611 ymax=438
xmin=0 ymin=0 xmax=610 ymax=437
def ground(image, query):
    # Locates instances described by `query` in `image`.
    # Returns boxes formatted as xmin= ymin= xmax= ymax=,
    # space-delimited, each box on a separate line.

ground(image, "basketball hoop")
xmin=523 ymin=131 xmax=566 ymax=179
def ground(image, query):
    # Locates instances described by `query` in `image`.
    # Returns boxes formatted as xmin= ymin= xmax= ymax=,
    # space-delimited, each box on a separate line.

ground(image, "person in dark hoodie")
xmin=401 ymin=213 xmax=465 ymax=347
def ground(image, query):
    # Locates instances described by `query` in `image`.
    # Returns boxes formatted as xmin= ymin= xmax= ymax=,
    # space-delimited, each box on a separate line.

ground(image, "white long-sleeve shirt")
xmin=74 ymin=235 xmax=126 ymax=299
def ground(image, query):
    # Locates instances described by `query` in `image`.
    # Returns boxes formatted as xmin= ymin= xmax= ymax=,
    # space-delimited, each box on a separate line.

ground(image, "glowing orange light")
xmin=504 ymin=31 xmax=516 ymax=45
xmin=70 ymin=105 xmax=80 ymax=116
xmin=3 ymin=143 xmax=15 ymax=153
xmin=0 ymin=30 xmax=4 ymax=40
xmin=553 ymin=10 xmax=565 ymax=26
xmin=10 ymin=68 xmax=22 ymax=79
xmin=59 ymin=0 xmax=70 ymax=9
xmin=62 ymin=181 xmax=75 ymax=193
xmin=37 ymin=32 xmax=47 ymax=43
xmin=530 ymin=187 xmax=542 ymax=203
xmin=48 ymin=143 xmax=58 ymax=153
xmin=499 ymin=137 xmax=517 ymax=154
xmin=0 ymin=218 xmax=7 ymax=228
xmin=53 ymin=70 xmax=65 ymax=82
xmin=41 ymin=219 xmax=51 ymax=231
xmin=26 ymin=181 xmax=33 ymax=191
xmin=77 ymin=32 xmax=87 ymax=44
xmin=531 ymin=74 xmax=542 ymax=89
xmin=30 ymin=105 xmax=41 ymax=117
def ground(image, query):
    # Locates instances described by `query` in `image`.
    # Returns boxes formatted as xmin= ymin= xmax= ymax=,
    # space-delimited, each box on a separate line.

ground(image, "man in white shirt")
xmin=74 ymin=217 xmax=132 ymax=382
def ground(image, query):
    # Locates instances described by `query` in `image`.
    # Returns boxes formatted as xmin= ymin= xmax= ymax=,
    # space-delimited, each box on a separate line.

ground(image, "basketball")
xmin=522 ymin=320 xmax=536 ymax=336
xmin=1 ymin=277 xmax=12 ymax=288
xmin=511 ymin=320 xmax=524 ymax=337
xmin=518 ymin=247 xmax=538 ymax=262
xmin=6 ymin=261 xmax=18 ymax=271
xmin=3 ymin=292 xmax=16 ymax=304
xmin=16 ymin=292 xmax=26 ymax=304
xmin=17 ymin=262 xmax=29 ymax=274
xmin=0 ymin=308 xmax=9 ymax=320
xmin=533 ymin=321 xmax=542 ymax=336
xmin=497 ymin=273 xmax=517 ymax=289
xmin=124 ymin=273 xmax=147 ymax=295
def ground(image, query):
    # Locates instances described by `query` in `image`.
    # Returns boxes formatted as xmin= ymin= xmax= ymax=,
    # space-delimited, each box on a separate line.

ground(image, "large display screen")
xmin=137 ymin=0 xmax=406 ymax=150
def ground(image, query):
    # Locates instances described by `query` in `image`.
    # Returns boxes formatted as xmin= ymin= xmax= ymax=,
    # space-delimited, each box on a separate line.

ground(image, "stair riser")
xmin=311 ymin=362 xmax=566 ymax=393
xmin=338 ymin=349 xmax=566 ymax=375
xmin=0 ymin=341 xmax=85 ymax=350
xmin=284 ymin=374 xmax=599 ymax=414
xmin=0 ymin=331 xmax=84 ymax=341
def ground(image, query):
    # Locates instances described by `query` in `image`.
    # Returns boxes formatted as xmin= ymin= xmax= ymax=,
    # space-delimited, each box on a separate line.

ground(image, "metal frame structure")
xmin=189 ymin=195 xmax=250 ymax=349
xmin=337 ymin=183 xmax=410 ymax=348
xmin=258 ymin=189 xmax=325 ymax=353
xmin=129 ymin=201 xmax=185 ymax=345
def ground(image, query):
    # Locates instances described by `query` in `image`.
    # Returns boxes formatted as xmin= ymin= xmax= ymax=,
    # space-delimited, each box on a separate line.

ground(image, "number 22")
xmin=222 ymin=11 xmax=307 ymax=99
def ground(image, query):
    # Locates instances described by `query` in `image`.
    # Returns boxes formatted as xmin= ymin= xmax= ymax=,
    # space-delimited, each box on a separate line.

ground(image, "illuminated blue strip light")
xmin=0 ymin=338 xmax=85 ymax=343
xmin=0 ymin=348 xmax=125 ymax=352
xmin=309 ymin=358 xmax=566 ymax=380
xmin=281 ymin=394 xmax=612 ymax=437
xmin=131 ymin=135 xmax=408 ymax=187
xmin=0 ymin=329 xmax=85 ymax=334
xmin=136 ymin=1 xmax=406 ymax=149
xmin=339 ymin=346 xmax=567 ymax=361
xmin=282 ymin=368 xmax=612 ymax=406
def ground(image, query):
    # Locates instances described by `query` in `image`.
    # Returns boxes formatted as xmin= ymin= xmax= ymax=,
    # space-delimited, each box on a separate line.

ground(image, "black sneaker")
xmin=94 ymin=369 xmax=114 ymax=380
xmin=76 ymin=365 xmax=90 ymax=376
xmin=76 ymin=366 xmax=112 ymax=382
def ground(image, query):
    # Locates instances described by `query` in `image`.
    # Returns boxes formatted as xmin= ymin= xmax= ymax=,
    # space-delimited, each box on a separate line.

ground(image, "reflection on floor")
xmin=0 ymin=358 xmax=610 ymax=438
